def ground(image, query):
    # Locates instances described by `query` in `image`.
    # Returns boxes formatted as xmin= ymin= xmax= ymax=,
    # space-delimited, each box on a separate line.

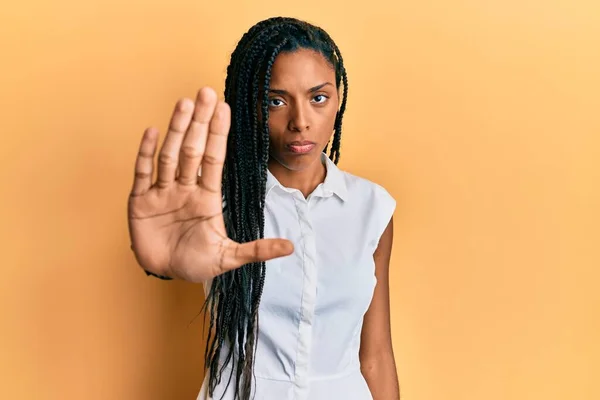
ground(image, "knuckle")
xmin=178 ymin=176 xmax=195 ymax=186
xmin=180 ymin=144 xmax=202 ymax=159
xmin=156 ymin=180 xmax=170 ymax=189
xmin=134 ymin=170 xmax=151 ymax=180
xmin=202 ymin=154 xmax=222 ymax=166
xmin=138 ymin=148 xmax=154 ymax=159
xmin=191 ymin=115 xmax=210 ymax=126
xmin=158 ymin=152 xmax=176 ymax=165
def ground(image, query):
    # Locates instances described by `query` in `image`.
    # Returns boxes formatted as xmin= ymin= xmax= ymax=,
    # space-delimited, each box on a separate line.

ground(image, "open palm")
xmin=127 ymin=87 xmax=293 ymax=283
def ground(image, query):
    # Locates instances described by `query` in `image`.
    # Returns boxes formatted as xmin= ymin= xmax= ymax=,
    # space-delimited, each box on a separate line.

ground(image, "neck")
xmin=268 ymin=154 xmax=327 ymax=199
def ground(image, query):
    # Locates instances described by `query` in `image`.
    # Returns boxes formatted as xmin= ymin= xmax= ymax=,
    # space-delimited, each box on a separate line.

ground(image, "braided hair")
xmin=202 ymin=16 xmax=349 ymax=400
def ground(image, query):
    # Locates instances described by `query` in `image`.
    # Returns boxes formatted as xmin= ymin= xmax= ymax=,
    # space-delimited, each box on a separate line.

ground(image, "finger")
xmin=219 ymin=238 xmax=294 ymax=274
xmin=156 ymin=98 xmax=195 ymax=188
xmin=131 ymin=127 xmax=159 ymax=196
xmin=178 ymin=87 xmax=218 ymax=186
xmin=200 ymin=101 xmax=231 ymax=193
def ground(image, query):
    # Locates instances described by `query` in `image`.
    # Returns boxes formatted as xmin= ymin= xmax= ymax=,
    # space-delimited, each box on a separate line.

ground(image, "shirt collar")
xmin=266 ymin=152 xmax=348 ymax=202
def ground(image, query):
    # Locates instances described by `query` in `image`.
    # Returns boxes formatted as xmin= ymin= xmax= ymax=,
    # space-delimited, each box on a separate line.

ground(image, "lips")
xmin=287 ymin=141 xmax=316 ymax=154
xmin=289 ymin=140 xmax=315 ymax=146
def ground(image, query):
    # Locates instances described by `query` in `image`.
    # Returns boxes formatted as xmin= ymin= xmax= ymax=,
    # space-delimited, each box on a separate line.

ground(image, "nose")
xmin=288 ymin=102 xmax=310 ymax=132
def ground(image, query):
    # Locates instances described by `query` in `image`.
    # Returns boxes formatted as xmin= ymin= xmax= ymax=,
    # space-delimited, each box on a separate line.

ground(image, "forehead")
xmin=269 ymin=48 xmax=335 ymax=88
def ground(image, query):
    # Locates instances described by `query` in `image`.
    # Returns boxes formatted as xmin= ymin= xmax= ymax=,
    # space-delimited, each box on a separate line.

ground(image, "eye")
xmin=312 ymin=94 xmax=329 ymax=104
xmin=268 ymin=98 xmax=285 ymax=108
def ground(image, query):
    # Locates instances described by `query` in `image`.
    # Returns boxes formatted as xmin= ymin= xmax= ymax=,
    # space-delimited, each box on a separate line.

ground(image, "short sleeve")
xmin=371 ymin=184 xmax=397 ymax=248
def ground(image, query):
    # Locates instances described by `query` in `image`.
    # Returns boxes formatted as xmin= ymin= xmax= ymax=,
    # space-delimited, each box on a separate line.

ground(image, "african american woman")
xmin=127 ymin=16 xmax=400 ymax=400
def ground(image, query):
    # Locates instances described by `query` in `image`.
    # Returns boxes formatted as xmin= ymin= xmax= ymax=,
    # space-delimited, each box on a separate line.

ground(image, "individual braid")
xmin=239 ymin=37 xmax=289 ymax=400
xmin=202 ymin=17 xmax=350 ymax=400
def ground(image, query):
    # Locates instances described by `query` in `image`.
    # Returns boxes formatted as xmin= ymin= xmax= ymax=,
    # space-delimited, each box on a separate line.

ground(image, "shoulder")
xmin=337 ymin=169 xmax=396 ymax=247
xmin=339 ymin=169 xmax=396 ymax=207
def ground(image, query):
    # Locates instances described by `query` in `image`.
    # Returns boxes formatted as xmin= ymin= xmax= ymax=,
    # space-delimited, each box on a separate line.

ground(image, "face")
xmin=265 ymin=48 xmax=339 ymax=172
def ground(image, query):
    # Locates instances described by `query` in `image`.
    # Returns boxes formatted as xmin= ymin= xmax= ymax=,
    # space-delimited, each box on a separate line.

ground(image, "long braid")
xmin=240 ymin=37 xmax=289 ymax=400
xmin=317 ymin=29 xmax=348 ymax=164
xmin=225 ymin=29 xmax=291 ymax=399
xmin=331 ymin=42 xmax=348 ymax=164
xmin=203 ymin=17 xmax=349 ymax=400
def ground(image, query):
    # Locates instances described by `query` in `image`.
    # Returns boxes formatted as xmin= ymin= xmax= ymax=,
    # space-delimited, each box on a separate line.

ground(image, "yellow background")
xmin=1 ymin=0 xmax=598 ymax=399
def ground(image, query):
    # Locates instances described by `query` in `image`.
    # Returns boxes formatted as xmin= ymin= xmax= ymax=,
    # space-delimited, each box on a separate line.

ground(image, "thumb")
xmin=219 ymin=238 xmax=294 ymax=274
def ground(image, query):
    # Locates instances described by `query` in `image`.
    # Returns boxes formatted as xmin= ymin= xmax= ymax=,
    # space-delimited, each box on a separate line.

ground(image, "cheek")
xmin=328 ymin=106 xmax=338 ymax=124
xmin=322 ymin=106 xmax=338 ymax=131
xmin=267 ymin=116 xmax=286 ymax=144
xmin=267 ymin=113 xmax=283 ymax=130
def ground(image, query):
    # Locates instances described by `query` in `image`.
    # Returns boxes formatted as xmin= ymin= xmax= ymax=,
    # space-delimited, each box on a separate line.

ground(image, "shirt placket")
xmin=292 ymin=196 xmax=317 ymax=400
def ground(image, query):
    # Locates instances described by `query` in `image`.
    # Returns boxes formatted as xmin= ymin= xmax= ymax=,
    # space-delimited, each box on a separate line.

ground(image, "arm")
xmin=360 ymin=216 xmax=400 ymax=400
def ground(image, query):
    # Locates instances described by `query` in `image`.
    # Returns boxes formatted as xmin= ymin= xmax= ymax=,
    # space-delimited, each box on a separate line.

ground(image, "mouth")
xmin=286 ymin=141 xmax=316 ymax=154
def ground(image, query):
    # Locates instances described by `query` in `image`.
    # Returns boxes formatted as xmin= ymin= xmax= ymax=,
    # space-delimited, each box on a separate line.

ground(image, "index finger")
xmin=199 ymin=101 xmax=231 ymax=193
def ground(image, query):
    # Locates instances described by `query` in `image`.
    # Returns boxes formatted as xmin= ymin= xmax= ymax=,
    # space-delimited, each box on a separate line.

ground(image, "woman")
xmin=128 ymin=16 xmax=399 ymax=400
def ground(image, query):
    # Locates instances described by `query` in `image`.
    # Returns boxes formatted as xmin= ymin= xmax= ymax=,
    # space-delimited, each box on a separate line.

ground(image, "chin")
xmin=270 ymin=149 xmax=322 ymax=172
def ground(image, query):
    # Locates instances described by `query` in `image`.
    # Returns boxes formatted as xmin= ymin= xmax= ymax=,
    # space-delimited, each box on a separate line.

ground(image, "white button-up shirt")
xmin=197 ymin=152 xmax=396 ymax=400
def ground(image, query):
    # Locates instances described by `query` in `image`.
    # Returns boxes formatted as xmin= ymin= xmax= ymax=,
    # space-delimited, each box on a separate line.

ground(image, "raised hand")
xmin=127 ymin=87 xmax=294 ymax=283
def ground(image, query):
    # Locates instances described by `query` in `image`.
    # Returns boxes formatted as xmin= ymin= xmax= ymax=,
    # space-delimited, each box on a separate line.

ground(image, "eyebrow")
xmin=268 ymin=82 xmax=333 ymax=95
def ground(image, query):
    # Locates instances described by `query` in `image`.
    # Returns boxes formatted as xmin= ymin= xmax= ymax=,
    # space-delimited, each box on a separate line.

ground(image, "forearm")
xmin=361 ymin=352 xmax=400 ymax=400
